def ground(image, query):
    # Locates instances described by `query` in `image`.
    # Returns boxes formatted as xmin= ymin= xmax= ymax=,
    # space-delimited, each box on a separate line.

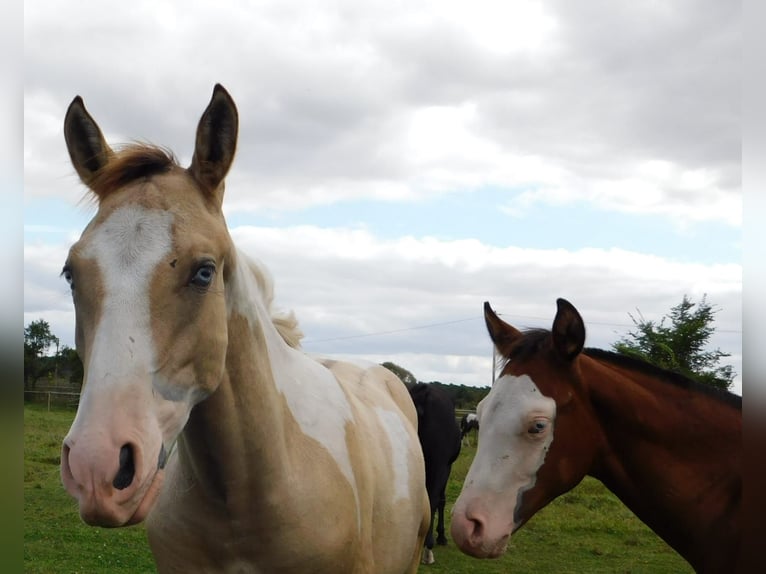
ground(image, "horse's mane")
xmin=243 ymin=256 xmax=304 ymax=349
xmin=503 ymin=328 xmax=741 ymax=409
xmin=88 ymin=143 xmax=178 ymax=199
xmin=585 ymin=347 xmax=742 ymax=409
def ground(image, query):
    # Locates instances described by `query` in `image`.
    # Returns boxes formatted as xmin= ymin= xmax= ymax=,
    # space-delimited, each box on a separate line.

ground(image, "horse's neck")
xmin=582 ymin=357 xmax=741 ymax=566
xmin=176 ymin=254 xmax=310 ymax=510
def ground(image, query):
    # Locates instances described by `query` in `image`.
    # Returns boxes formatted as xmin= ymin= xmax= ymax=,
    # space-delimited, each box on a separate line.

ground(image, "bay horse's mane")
xmin=503 ymin=328 xmax=741 ymax=409
xmin=84 ymin=143 xmax=304 ymax=349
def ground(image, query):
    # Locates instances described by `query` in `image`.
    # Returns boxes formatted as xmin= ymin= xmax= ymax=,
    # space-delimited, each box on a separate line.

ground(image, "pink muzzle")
xmin=61 ymin=431 xmax=168 ymax=527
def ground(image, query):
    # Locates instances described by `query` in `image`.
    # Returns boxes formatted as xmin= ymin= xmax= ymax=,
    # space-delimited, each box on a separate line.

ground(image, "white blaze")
xmin=80 ymin=205 xmax=174 ymax=395
xmin=463 ymin=374 xmax=555 ymax=521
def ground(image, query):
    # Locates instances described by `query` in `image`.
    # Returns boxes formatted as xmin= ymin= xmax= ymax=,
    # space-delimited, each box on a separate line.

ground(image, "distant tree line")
xmin=381 ymin=361 xmax=489 ymax=411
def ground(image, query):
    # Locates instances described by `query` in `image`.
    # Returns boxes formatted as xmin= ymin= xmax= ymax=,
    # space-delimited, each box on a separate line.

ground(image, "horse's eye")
xmin=61 ymin=265 xmax=75 ymax=290
xmin=528 ymin=420 xmax=548 ymax=434
xmin=190 ymin=263 xmax=216 ymax=288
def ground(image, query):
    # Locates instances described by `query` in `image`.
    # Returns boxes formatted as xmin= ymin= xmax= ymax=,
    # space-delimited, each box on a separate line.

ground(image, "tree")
xmin=58 ymin=345 xmax=84 ymax=386
xmin=24 ymin=319 xmax=58 ymax=358
xmin=381 ymin=361 xmax=418 ymax=387
xmin=24 ymin=319 xmax=60 ymax=387
xmin=612 ymin=295 xmax=735 ymax=391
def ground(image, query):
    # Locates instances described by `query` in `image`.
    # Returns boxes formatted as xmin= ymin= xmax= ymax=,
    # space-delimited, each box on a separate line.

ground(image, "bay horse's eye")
xmin=528 ymin=420 xmax=548 ymax=435
xmin=190 ymin=263 xmax=216 ymax=288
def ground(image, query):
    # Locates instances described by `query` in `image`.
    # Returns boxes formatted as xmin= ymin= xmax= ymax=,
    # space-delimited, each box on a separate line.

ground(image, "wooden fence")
xmin=24 ymin=390 xmax=81 ymax=410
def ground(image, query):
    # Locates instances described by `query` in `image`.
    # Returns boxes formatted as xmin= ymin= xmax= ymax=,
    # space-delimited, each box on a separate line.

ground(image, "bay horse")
xmin=59 ymin=84 xmax=430 ymax=573
xmin=451 ymin=299 xmax=742 ymax=573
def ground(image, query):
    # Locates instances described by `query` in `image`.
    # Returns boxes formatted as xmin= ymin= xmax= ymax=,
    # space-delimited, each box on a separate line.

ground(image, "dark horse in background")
xmin=452 ymin=299 xmax=742 ymax=573
xmin=409 ymin=383 xmax=462 ymax=565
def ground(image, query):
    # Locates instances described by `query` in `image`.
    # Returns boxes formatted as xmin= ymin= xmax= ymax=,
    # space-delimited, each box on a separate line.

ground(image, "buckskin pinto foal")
xmin=59 ymin=84 xmax=429 ymax=573
xmin=452 ymin=299 xmax=741 ymax=573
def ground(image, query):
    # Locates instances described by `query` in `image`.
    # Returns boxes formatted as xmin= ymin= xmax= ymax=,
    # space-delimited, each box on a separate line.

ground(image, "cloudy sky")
xmin=24 ymin=0 xmax=741 ymax=394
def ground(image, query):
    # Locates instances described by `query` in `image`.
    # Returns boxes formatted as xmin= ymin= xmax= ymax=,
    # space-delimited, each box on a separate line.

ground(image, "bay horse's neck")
xmin=581 ymin=353 xmax=741 ymax=571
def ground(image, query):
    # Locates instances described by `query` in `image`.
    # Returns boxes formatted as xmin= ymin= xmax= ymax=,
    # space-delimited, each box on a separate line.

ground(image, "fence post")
xmin=47 ymin=391 xmax=51 ymax=412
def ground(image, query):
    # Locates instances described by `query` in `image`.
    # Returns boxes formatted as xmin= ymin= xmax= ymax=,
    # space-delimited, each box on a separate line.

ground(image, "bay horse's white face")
xmin=451 ymin=299 xmax=586 ymax=558
xmin=60 ymin=85 xmax=239 ymax=526
xmin=451 ymin=373 xmax=555 ymax=557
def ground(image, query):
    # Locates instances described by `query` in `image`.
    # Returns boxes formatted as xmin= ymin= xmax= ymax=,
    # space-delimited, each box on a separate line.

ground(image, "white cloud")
xmin=24 ymin=0 xmax=739 ymax=228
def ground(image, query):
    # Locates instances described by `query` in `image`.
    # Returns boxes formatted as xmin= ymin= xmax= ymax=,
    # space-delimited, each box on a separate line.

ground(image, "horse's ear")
xmin=484 ymin=301 xmax=523 ymax=358
xmin=188 ymin=84 xmax=239 ymax=204
xmin=551 ymin=298 xmax=585 ymax=361
xmin=64 ymin=96 xmax=114 ymax=190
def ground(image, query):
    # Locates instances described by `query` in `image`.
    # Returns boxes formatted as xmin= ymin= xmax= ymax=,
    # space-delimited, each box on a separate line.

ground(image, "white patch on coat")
xmin=374 ymin=406 xmax=411 ymax=501
xmin=226 ymin=250 xmax=360 ymax=524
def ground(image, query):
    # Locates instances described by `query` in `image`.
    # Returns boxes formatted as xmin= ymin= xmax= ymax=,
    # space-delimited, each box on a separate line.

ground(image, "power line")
xmin=303 ymin=313 xmax=742 ymax=344
xmin=303 ymin=316 xmax=480 ymax=344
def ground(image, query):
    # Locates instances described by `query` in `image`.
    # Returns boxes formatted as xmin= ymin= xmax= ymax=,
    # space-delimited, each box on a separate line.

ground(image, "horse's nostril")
xmin=61 ymin=442 xmax=74 ymax=482
xmin=465 ymin=515 xmax=485 ymax=545
xmin=113 ymin=444 xmax=135 ymax=490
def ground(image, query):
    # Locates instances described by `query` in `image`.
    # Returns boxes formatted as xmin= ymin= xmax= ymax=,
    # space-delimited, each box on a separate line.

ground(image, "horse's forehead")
xmin=501 ymin=357 xmax=562 ymax=399
xmin=73 ymin=180 xmax=222 ymax=263
xmin=76 ymin=203 xmax=175 ymax=271
xmin=485 ymin=374 xmax=555 ymax=422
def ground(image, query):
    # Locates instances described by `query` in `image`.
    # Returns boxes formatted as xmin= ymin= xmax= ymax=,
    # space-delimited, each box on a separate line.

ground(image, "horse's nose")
xmin=62 ymin=440 xmax=137 ymax=493
xmin=463 ymin=511 xmax=486 ymax=546
xmin=61 ymin=435 xmax=147 ymax=527
xmin=451 ymin=504 xmax=488 ymax=553
xmin=113 ymin=444 xmax=135 ymax=490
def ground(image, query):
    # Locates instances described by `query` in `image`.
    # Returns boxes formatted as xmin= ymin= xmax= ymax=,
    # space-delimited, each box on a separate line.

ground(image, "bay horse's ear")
xmin=64 ymin=96 xmax=114 ymax=189
xmin=188 ymin=84 xmax=239 ymax=203
xmin=484 ymin=301 xmax=523 ymax=358
xmin=551 ymin=298 xmax=585 ymax=361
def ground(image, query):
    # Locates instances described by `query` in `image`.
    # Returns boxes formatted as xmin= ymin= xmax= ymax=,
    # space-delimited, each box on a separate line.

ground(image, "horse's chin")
xmin=79 ymin=468 xmax=166 ymax=528
xmin=454 ymin=535 xmax=510 ymax=559
xmin=125 ymin=468 xmax=165 ymax=525
xmin=473 ymin=535 xmax=510 ymax=559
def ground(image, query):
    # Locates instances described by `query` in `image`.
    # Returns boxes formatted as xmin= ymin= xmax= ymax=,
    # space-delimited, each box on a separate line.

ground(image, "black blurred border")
xmin=742 ymin=0 xmax=766 ymax=571
xmin=1 ymin=0 xmax=23 ymax=571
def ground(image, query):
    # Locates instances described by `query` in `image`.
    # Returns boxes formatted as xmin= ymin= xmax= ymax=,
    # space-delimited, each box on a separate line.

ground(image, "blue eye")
xmin=61 ymin=265 xmax=75 ymax=290
xmin=190 ymin=263 xmax=216 ymax=288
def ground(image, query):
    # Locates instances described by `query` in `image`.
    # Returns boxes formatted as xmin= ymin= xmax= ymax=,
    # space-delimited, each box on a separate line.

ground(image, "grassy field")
xmin=24 ymin=405 xmax=691 ymax=573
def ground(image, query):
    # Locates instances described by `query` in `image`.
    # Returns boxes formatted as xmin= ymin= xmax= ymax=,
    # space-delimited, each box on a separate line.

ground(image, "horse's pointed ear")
xmin=64 ymin=96 xmax=114 ymax=191
xmin=188 ymin=84 xmax=239 ymax=203
xmin=484 ymin=301 xmax=523 ymax=358
xmin=552 ymin=298 xmax=585 ymax=361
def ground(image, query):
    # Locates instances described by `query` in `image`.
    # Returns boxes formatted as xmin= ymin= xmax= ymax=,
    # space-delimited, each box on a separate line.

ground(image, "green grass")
xmin=24 ymin=405 xmax=692 ymax=573
xmin=24 ymin=405 xmax=156 ymax=574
